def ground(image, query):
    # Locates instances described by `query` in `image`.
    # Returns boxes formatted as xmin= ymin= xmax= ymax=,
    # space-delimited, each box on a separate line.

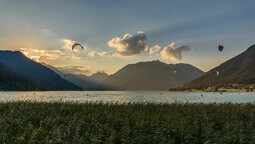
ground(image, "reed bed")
xmin=0 ymin=101 xmax=255 ymax=143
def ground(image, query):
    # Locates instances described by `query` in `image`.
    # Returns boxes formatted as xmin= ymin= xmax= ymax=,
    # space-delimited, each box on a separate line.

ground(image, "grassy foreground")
xmin=1 ymin=102 xmax=255 ymax=143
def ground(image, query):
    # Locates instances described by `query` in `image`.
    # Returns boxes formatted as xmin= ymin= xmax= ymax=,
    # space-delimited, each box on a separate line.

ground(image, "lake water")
xmin=0 ymin=91 xmax=255 ymax=104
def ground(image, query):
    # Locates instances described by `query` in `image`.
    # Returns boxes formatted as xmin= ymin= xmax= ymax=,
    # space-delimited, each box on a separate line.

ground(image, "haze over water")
xmin=0 ymin=91 xmax=255 ymax=104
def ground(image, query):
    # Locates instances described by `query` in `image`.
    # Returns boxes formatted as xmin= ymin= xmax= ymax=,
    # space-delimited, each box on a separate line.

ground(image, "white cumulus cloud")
xmin=160 ymin=43 xmax=191 ymax=61
xmin=88 ymin=51 xmax=109 ymax=57
xmin=55 ymin=65 xmax=91 ymax=74
xmin=149 ymin=45 xmax=161 ymax=55
xmin=62 ymin=39 xmax=75 ymax=50
xmin=108 ymin=31 xmax=148 ymax=56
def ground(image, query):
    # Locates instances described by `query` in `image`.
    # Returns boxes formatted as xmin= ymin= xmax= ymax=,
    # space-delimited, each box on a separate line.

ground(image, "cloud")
xmin=17 ymin=37 xmax=85 ymax=64
xmin=40 ymin=50 xmax=63 ymax=60
xmin=29 ymin=55 xmax=41 ymax=61
xmin=62 ymin=38 xmax=86 ymax=51
xmin=0 ymin=17 xmax=96 ymax=74
xmin=55 ymin=66 xmax=91 ymax=74
xmin=87 ymin=51 xmax=97 ymax=57
xmin=21 ymin=48 xmax=62 ymax=61
xmin=97 ymin=51 xmax=109 ymax=57
xmin=62 ymin=39 xmax=75 ymax=50
xmin=108 ymin=31 xmax=148 ymax=56
xmin=20 ymin=48 xmax=27 ymax=51
xmin=149 ymin=45 xmax=161 ymax=55
xmin=160 ymin=43 xmax=191 ymax=61
xmin=20 ymin=48 xmax=82 ymax=62
xmin=88 ymin=51 xmax=109 ymax=57
xmin=144 ymin=46 xmax=149 ymax=52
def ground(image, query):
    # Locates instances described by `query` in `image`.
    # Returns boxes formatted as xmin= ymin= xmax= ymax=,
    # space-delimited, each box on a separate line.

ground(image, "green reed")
xmin=0 ymin=101 xmax=255 ymax=143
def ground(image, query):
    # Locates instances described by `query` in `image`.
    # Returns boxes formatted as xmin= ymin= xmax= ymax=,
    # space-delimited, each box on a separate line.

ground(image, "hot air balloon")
xmin=218 ymin=45 xmax=224 ymax=52
xmin=72 ymin=43 xmax=84 ymax=50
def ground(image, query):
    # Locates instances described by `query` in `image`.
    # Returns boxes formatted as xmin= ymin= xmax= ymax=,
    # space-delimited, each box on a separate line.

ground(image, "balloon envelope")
xmin=218 ymin=45 xmax=224 ymax=52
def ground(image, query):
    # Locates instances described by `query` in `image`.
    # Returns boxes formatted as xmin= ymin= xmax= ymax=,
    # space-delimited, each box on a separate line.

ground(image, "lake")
xmin=0 ymin=91 xmax=255 ymax=104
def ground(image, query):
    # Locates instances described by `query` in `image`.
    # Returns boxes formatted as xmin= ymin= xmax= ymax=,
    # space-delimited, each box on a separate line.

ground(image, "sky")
xmin=0 ymin=0 xmax=254 ymax=75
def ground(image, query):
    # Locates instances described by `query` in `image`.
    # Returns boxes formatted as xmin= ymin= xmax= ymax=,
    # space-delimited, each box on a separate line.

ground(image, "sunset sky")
xmin=0 ymin=0 xmax=254 ymax=75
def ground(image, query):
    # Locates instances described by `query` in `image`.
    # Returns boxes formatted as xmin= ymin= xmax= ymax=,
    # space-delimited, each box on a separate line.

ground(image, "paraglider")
xmin=172 ymin=69 xmax=177 ymax=74
xmin=218 ymin=45 xmax=224 ymax=52
xmin=72 ymin=43 xmax=84 ymax=50
xmin=216 ymin=71 xmax=219 ymax=76
xmin=212 ymin=70 xmax=219 ymax=76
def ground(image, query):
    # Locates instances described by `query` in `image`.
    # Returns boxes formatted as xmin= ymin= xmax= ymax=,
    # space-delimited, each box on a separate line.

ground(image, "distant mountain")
xmin=0 ymin=63 xmax=40 ymax=91
xmin=0 ymin=51 xmax=81 ymax=90
xmin=184 ymin=44 xmax=255 ymax=88
xmin=89 ymin=72 xmax=109 ymax=84
xmin=99 ymin=60 xmax=204 ymax=91
xmin=64 ymin=74 xmax=94 ymax=89
xmin=42 ymin=62 xmax=110 ymax=89
xmin=41 ymin=63 xmax=95 ymax=89
xmin=41 ymin=63 xmax=66 ymax=79
xmin=64 ymin=72 xmax=109 ymax=89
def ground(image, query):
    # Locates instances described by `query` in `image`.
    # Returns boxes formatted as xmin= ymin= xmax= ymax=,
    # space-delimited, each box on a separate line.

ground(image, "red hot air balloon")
xmin=218 ymin=45 xmax=224 ymax=52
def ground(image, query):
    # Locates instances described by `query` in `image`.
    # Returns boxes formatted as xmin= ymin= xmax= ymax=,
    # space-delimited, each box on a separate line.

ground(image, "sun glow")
xmin=20 ymin=48 xmax=41 ymax=62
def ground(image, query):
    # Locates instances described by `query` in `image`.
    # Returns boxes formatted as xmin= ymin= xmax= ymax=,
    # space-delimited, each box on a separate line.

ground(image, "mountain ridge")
xmin=99 ymin=60 xmax=204 ymax=90
xmin=0 ymin=51 xmax=81 ymax=90
xmin=184 ymin=44 xmax=255 ymax=88
xmin=0 ymin=62 xmax=41 ymax=90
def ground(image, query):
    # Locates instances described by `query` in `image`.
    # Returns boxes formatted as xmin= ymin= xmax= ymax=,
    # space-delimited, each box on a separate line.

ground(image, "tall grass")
xmin=0 ymin=102 xmax=255 ymax=143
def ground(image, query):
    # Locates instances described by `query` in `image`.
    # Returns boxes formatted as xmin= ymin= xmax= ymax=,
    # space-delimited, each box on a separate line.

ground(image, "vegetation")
xmin=170 ymin=83 xmax=255 ymax=92
xmin=1 ymin=102 xmax=255 ymax=143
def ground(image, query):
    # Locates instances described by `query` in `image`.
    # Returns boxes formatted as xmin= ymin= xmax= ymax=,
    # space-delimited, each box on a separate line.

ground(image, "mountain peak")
xmin=134 ymin=60 xmax=167 ymax=67
xmin=90 ymin=72 xmax=109 ymax=77
xmin=175 ymin=63 xmax=190 ymax=66
xmin=90 ymin=72 xmax=109 ymax=84
xmin=184 ymin=44 xmax=255 ymax=88
xmin=151 ymin=59 xmax=161 ymax=63
xmin=0 ymin=51 xmax=81 ymax=90
xmin=100 ymin=61 xmax=204 ymax=90
xmin=0 ymin=50 xmax=24 ymax=56
xmin=0 ymin=50 xmax=21 ymax=53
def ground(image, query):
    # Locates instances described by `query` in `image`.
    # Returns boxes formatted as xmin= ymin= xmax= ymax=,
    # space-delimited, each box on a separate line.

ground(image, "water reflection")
xmin=0 ymin=91 xmax=255 ymax=104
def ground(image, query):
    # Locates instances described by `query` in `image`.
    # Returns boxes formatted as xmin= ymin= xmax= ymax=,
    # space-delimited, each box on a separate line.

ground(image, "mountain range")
xmin=1 ymin=44 xmax=254 ymax=91
xmin=0 ymin=51 xmax=80 ymax=90
xmin=64 ymin=73 xmax=109 ymax=89
xmin=0 ymin=62 xmax=40 ymax=90
xmin=99 ymin=60 xmax=204 ymax=90
xmin=44 ymin=60 xmax=204 ymax=90
xmin=42 ymin=63 xmax=109 ymax=89
xmin=184 ymin=44 xmax=255 ymax=88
